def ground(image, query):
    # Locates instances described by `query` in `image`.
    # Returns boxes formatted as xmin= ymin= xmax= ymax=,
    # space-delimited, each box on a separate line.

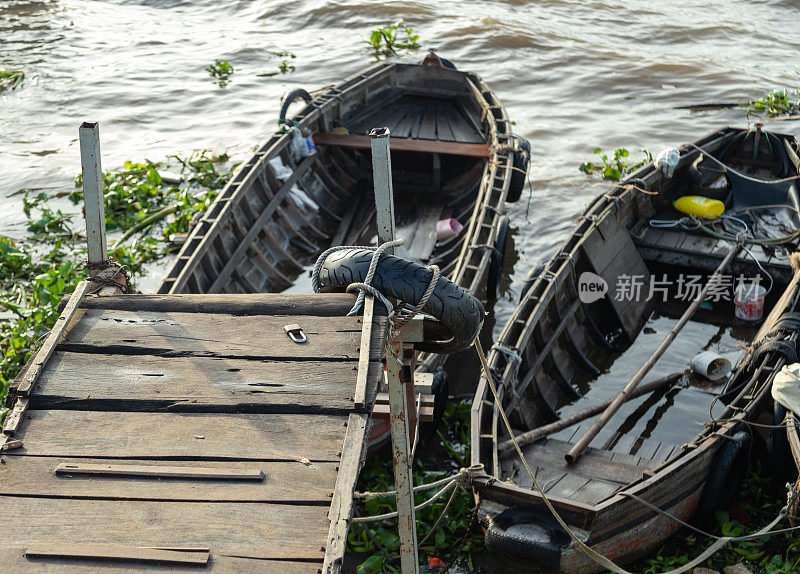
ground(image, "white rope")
xmin=354 ymin=465 xmax=482 ymax=501
xmin=311 ymin=239 xmax=441 ymax=325
xmin=351 ymin=481 xmax=456 ymax=523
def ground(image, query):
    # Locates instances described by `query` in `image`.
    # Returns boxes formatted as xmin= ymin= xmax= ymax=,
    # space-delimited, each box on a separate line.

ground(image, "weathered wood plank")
xmin=0 ymin=457 xmax=337 ymax=502
xmin=519 ymin=439 xmax=646 ymax=485
xmin=10 ymin=410 xmax=348 ymax=462
xmin=0 ymin=496 xmax=329 ymax=561
xmin=60 ymin=309 xmax=382 ymax=361
xmin=0 ymin=548 xmax=319 ymax=573
xmin=32 ymin=351 xmax=381 ymax=414
xmin=17 ymin=281 xmax=90 ymax=396
xmin=355 ymin=296 xmax=376 ymax=409
xmin=54 ymin=462 xmax=265 ymax=480
xmin=2 ymin=397 xmax=29 ymax=436
xmin=25 ymin=544 xmax=209 ymax=566
xmin=312 ymin=133 xmax=490 ymax=157
xmin=324 ymin=413 xmax=369 ymax=573
xmin=63 ymin=293 xmax=362 ymax=316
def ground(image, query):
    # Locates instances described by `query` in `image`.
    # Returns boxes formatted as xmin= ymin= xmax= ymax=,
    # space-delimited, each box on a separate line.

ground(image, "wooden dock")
xmin=0 ymin=289 xmax=386 ymax=572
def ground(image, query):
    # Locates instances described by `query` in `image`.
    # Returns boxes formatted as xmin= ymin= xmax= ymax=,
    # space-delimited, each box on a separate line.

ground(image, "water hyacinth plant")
xmin=366 ymin=20 xmax=422 ymax=58
xmin=0 ymin=69 xmax=24 ymax=91
xmin=0 ymin=151 xmax=231 ymax=400
xmin=257 ymin=51 xmax=297 ymax=77
xmin=206 ymin=60 xmax=234 ymax=88
xmin=745 ymin=89 xmax=800 ymax=117
xmin=579 ymin=147 xmax=653 ymax=181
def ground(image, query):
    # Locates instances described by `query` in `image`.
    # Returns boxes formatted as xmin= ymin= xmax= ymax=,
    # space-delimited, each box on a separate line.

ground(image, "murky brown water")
xmin=3 ymin=0 xmax=800 ymax=567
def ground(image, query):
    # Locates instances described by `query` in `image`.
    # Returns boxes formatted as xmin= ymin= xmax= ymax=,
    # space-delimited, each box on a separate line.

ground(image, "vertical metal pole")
xmin=369 ymin=127 xmax=397 ymax=255
xmin=79 ymin=122 xmax=107 ymax=264
xmin=369 ymin=126 xmax=418 ymax=574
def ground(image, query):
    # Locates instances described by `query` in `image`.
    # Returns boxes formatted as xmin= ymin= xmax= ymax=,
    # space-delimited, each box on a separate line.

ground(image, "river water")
xmin=3 ymin=0 xmax=800 ymax=567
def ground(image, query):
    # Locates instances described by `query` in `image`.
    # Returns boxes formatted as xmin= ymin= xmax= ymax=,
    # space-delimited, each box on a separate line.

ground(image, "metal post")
xmin=79 ymin=122 xmax=107 ymax=264
xmin=369 ymin=127 xmax=397 ymax=255
xmin=369 ymin=126 xmax=418 ymax=574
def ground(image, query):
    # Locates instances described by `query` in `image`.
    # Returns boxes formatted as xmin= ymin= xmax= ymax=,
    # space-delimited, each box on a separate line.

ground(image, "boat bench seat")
xmin=634 ymin=223 xmax=794 ymax=284
xmin=313 ymin=133 xmax=491 ymax=158
xmin=502 ymin=436 xmax=677 ymax=506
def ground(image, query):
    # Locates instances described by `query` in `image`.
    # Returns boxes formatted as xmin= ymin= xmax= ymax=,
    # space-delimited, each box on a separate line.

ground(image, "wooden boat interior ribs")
xmin=157 ymin=61 xmax=518 ymax=323
xmin=472 ymin=126 xmax=800 ymax=572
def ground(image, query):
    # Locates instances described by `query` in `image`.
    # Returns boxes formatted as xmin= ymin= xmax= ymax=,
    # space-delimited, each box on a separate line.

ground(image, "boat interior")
xmin=489 ymin=127 xmax=800 ymax=507
xmin=159 ymin=63 xmax=505 ymax=296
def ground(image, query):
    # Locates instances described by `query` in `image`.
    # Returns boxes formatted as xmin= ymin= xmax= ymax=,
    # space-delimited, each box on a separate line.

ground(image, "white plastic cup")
xmin=435 ymin=218 xmax=464 ymax=241
xmin=734 ymin=281 xmax=766 ymax=321
xmin=690 ymin=351 xmax=732 ymax=381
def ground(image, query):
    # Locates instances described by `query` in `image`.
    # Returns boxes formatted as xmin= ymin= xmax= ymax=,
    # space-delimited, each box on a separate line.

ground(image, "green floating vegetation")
xmin=348 ymin=400 xmax=482 ymax=573
xmin=745 ymin=89 xmax=800 ymax=117
xmin=0 ymin=152 xmax=231 ymax=397
xmin=206 ymin=60 xmax=234 ymax=88
xmin=257 ymin=51 xmax=296 ymax=78
xmin=632 ymin=459 xmax=800 ymax=574
xmin=579 ymin=147 xmax=652 ymax=181
xmin=0 ymin=69 xmax=25 ymax=91
xmin=366 ymin=20 xmax=421 ymax=58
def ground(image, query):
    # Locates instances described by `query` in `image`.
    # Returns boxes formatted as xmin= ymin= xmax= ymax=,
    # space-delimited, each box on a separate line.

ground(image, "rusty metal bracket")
xmin=283 ymin=323 xmax=308 ymax=343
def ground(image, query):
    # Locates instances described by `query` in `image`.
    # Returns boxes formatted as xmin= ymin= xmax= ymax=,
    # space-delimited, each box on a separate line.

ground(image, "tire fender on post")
xmin=316 ymin=248 xmax=485 ymax=354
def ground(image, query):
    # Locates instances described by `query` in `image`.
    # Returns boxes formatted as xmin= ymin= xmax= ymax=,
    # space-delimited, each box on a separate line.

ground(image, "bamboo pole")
xmin=497 ymin=371 xmax=683 ymax=457
xmin=565 ymin=242 xmax=743 ymax=464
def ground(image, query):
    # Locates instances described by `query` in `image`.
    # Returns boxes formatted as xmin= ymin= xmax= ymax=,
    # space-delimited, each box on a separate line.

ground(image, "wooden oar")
xmin=496 ymin=371 xmax=683 ymax=457
xmin=565 ymin=242 xmax=743 ymax=464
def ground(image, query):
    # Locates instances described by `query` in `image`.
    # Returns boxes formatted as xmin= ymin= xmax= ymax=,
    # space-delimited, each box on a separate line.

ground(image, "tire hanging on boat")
xmin=484 ymin=505 xmax=571 ymax=570
xmin=278 ymin=88 xmax=313 ymax=125
xmin=506 ymin=137 xmax=531 ymax=203
xmin=316 ymin=248 xmax=485 ymax=354
xmin=698 ymin=429 xmax=752 ymax=515
xmin=487 ymin=214 xmax=510 ymax=300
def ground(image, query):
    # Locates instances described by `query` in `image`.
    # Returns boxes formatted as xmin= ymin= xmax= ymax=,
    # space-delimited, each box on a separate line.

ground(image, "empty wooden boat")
xmin=471 ymin=126 xmax=800 ymax=572
xmin=157 ymin=56 xmax=529 ymax=353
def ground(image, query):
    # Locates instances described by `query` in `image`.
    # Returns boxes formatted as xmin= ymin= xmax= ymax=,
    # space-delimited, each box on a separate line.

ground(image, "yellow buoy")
xmin=673 ymin=195 xmax=725 ymax=219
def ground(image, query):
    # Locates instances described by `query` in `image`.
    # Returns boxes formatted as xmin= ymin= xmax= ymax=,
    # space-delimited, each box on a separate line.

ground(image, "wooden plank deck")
xmin=0 ymin=292 xmax=386 ymax=573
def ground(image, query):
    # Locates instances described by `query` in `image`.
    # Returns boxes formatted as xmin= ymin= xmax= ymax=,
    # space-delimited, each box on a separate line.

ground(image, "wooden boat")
xmin=471 ymin=126 xmax=800 ymax=572
xmin=157 ymin=55 xmax=528 ymax=348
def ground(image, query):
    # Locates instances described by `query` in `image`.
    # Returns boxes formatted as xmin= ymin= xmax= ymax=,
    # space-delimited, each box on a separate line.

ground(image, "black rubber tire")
xmin=506 ymin=137 xmax=531 ymax=203
xmin=278 ymin=88 xmax=313 ymax=125
xmin=487 ymin=215 xmax=510 ymax=301
xmin=485 ymin=506 xmax=570 ymax=571
xmin=771 ymin=403 xmax=792 ymax=486
xmin=699 ymin=430 xmax=751 ymax=514
xmin=317 ymin=249 xmax=484 ymax=354
xmin=519 ymin=262 xmax=545 ymax=301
